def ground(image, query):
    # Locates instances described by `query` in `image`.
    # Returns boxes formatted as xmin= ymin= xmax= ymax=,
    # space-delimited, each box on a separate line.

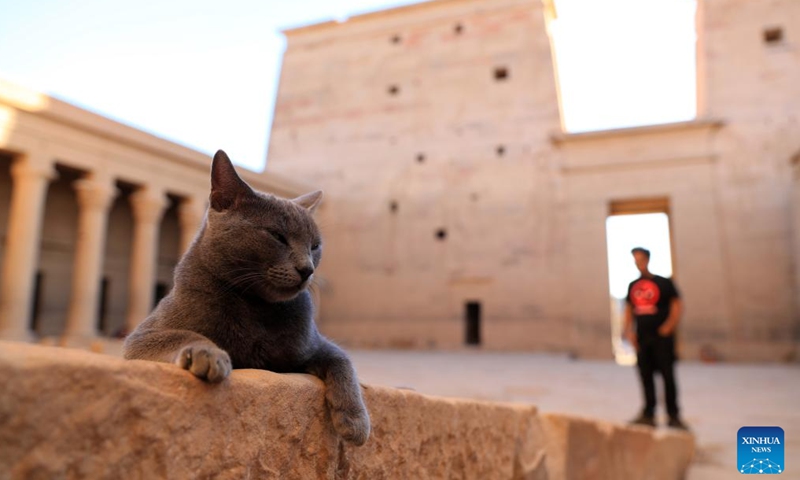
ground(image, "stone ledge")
xmin=0 ymin=341 xmax=693 ymax=479
xmin=549 ymin=119 xmax=724 ymax=145
xmin=541 ymin=413 xmax=695 ymax=480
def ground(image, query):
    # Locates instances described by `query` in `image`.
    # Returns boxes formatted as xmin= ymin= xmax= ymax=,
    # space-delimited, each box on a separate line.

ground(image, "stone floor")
xmin=349 ymin=350 xmax=800 ymax=480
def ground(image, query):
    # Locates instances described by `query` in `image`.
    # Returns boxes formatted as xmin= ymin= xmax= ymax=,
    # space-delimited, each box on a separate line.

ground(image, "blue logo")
xmin=738 ymin=426 xmax=784 ymax=474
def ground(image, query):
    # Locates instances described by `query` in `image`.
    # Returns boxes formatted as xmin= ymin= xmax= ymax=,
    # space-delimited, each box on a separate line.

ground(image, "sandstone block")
xmin=0 ymin=341 xmax=693 ymax=479
xmin=541 ymin=413 xmax=694 ymax=480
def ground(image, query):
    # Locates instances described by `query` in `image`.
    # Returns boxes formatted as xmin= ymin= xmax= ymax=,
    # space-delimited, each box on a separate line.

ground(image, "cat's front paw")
xmin=331 ymin=403 xmax=371 ymax=446
xmin=176 ymin=345 xmax=231 ymax=383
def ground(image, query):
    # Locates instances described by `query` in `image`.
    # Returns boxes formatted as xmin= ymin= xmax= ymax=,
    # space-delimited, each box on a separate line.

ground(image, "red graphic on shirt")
xmin=631 ymin=279 xmax=660 ymax=315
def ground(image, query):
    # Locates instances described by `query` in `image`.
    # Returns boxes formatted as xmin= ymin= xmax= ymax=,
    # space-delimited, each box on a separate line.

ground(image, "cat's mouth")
xmin=274 ymin=281 xmax=308 ymax=295
xmin=264 ymin=275 xmax=311 ymax=301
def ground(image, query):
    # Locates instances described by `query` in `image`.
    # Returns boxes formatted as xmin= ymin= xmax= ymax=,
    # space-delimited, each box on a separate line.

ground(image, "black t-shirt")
xmin=625 ymin=275 xmax=680 ymax=338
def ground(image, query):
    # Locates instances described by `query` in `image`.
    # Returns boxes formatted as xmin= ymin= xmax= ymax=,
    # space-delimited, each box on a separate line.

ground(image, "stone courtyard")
xmin=349 ymin=350 xmax=800 ymax=480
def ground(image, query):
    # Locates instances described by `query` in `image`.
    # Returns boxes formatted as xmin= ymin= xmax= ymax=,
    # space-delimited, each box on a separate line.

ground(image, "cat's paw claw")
xmin=331 ymin=406 xmax=371 ymax=446
xmin=177 ymin=345 xmax=231 ymax=383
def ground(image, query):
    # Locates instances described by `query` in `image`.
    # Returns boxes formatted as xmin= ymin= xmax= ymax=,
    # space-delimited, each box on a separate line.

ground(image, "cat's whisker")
xmin=235 ymin=273 xmax=268 ymax=295
xmin=220 ymin=266 xmax=261 ymax=277
xmin=226 ymin=272 xmax=266 ymax=291
xmin=206 ymin=271 xmax=267 ymax=299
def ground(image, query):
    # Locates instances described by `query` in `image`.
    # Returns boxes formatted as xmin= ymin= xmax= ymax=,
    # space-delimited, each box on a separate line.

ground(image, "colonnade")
xmin=0 ymin=153 xmax=206 ymax=342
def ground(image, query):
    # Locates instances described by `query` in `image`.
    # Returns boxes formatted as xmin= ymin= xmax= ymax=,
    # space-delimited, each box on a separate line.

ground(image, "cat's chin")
xmin=264 ymin=285 xmax=306 ymax=302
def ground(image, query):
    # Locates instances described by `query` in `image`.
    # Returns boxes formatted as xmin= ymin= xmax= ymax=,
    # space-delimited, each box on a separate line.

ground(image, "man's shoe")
xmin=667 ymin=416 xmax=690 ymax=431
xmin=629 ymin=413 xmax=656 ymax=427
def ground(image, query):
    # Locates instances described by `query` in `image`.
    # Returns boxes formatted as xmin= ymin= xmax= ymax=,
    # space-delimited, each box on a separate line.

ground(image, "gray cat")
xmin=123 ymin=150 xmax=370 ymax=446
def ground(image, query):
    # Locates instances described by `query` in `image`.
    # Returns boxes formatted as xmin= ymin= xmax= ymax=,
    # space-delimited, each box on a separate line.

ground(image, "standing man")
xmin=624 ymin=247 xmax=688 ymax=430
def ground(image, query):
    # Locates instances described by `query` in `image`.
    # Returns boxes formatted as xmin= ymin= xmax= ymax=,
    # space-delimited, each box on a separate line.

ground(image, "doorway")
xmin=97 ymin=277 xmax=110 ymax=335
xmin=29 ymin=271 xmax=44 ymax=334
xmin=606 ymin=199 xmax=674 ymax=365
xmin=465 ymin=301 xmax=481 ymax=346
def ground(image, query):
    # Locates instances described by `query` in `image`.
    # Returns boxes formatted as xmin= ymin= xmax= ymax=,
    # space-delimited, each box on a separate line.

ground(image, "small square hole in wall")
xmin=388 ymin=85 xmax=400 ymax=96
xmin=763 ymin=27 xmax=783 ymax=44
xmin=496 ymin=145 xmax=506 ymax=157
xmin=435 ymin=228 xmax=447 ymax=241
xmin=494 ymin=66 xmax=509 ymax=81
xmin=416 ymin=153 xmax=426 ymax=163
xmin=389 ymin=200 xmax=399 ymax=213
xmin=454 ymin=23 xmax=464 ymax=35
xmin=390 ymin=34 xmax=402 ymax=44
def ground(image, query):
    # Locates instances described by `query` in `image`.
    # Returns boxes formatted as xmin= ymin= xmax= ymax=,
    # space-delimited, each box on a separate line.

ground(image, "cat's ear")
xmin=292 ymin=190 xmax=323 ymax=214
xmin=210 ymin=150 xmax=253 ymax=211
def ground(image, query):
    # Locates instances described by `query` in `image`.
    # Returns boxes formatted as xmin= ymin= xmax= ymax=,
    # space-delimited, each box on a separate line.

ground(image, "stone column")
xmin=0 ymin=155 xmax=57 ymax=341
xmin=63 ymin=176 xmax=117 ymax=341
xmin=125 ymin=187 xmax=168 ymax=332
xmin=177 ymin=196 xmax=206 ymax=255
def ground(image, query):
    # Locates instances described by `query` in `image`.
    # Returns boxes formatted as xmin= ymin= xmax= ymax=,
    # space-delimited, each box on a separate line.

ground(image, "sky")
xmin=0 ymin=0 xmax=697 ymax=173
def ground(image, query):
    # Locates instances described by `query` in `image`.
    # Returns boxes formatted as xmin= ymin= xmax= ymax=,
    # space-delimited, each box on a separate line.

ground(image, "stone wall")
xmin=0 ymin=341 xmax=694 ymax=479
xmin=267 ymin=0 xmax=569 ymax=354
xmin=264 ymin=0 xmax=800 ymax=361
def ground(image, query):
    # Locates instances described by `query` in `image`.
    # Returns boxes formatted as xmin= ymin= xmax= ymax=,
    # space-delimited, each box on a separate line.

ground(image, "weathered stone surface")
xmin=541 ymin=413 xmax=694 ymax=480
xmin=0 ymin=341 xmax=693 ymax=479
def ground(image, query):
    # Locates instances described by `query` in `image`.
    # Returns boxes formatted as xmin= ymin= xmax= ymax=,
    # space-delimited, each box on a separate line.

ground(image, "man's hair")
xmin=631 ymin=247 xmax=651 ymax=259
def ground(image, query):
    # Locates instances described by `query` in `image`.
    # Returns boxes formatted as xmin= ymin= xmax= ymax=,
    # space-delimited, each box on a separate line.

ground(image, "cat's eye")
xmin=274 ymin=232 xmax=289 ymax=245
xmin=263 ymin=229 xmax=289 ymax=246
xmin=311 ymin=243 xmax=321 ymax=251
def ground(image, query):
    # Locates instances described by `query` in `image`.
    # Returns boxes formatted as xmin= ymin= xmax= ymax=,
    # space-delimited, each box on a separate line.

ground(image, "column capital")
xmin=73 ymin=177 xmax=118 ymax=211
xmin=129 ymin=187 xmax=169 ymax=224
xmin=10 ymin=155 xmax=58 ymax=182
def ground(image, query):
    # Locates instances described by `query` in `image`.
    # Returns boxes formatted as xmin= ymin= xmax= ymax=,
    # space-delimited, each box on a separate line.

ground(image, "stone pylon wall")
xmin=265 ymin=0 xmax=800 ymax=361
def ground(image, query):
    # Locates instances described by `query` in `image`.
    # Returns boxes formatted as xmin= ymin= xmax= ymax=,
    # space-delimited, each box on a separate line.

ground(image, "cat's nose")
xmin=296 ymin=267 xmax=314 ymax=281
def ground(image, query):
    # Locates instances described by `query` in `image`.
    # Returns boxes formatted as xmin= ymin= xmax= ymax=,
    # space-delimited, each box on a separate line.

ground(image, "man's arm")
xmin=623 ymin=303 xmax=638 ymax=350
xmin=658 ymin=298 xmax=683 ymax=336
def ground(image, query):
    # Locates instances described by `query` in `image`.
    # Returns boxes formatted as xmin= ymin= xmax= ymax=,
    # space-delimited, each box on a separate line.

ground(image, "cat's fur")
xmin=123 ymin=150 xmax=370 ymax=446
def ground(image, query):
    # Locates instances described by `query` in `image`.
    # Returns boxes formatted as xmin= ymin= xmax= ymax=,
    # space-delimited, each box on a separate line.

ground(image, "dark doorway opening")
xmin=465 ymin=301 xmax=481 ymax=345
xmin=29 ymin=271 xmax=44 ymax=333
xmin=97 ymin=277 xmax=110 ymax=335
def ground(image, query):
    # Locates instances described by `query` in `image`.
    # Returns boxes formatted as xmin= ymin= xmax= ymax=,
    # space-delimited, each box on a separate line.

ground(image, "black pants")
xmin=636 ymin=335 xmax=679 ymax=418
